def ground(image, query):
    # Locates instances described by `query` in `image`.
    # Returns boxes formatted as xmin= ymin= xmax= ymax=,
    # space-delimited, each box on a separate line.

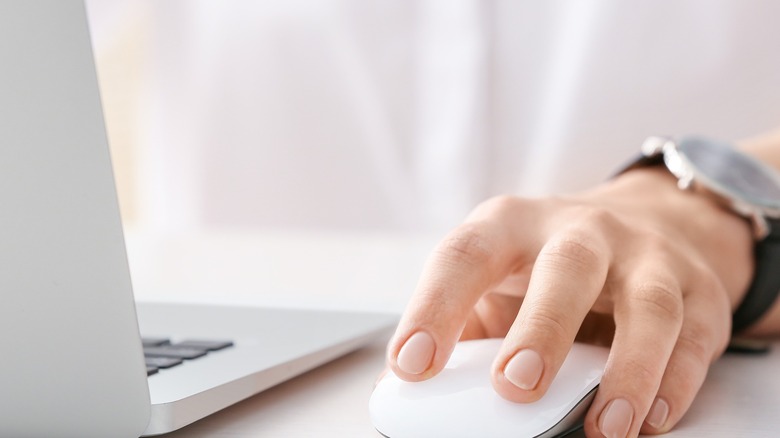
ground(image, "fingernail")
xmin=599 ymin=398 xmax=633 ymax=438
xmin=503 ymin=349 xmax=544 ymax=390
xmin=396 ymin=331 xmax=435 ymax=375
xmin=646 ymin=397 xmax=669 ymax=429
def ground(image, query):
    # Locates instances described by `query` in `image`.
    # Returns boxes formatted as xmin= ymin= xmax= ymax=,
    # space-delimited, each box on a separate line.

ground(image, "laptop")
xmin=0 ymin=1 xmax=397 ymax=436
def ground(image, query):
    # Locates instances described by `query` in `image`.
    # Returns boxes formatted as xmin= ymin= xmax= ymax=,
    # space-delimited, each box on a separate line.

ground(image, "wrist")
xmin=584 ymin=167 xmax=754 ymax=311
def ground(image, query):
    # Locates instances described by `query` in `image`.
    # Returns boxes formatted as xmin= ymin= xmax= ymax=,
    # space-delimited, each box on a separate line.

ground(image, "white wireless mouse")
xmin=369 ymin=338 xmax=609 ymax=438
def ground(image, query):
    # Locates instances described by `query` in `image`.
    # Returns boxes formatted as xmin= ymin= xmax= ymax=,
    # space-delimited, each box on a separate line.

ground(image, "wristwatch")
xmin=619 ymin=135 xmax=780 ymax=334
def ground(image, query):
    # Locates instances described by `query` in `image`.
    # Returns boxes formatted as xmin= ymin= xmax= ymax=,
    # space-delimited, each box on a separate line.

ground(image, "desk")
xmin=126 ymin=230 xmax=779 ymax=437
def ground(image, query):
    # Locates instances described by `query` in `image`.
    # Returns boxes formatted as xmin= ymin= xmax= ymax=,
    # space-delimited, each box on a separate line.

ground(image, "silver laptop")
xmin=0 ymin=1 xmax=397 ymax=436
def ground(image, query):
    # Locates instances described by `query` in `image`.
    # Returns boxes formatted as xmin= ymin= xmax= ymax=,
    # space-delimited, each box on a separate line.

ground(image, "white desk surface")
xmin=126 ymin=230 xmax=780 ymax=437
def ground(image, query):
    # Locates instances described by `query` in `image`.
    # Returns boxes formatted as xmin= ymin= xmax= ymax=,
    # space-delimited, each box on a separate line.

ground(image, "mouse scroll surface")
xmin=370 ymin=339 xmax=609 ymax=438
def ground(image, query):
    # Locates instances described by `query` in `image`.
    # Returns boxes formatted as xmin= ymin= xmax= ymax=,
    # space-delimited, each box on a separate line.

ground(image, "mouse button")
xmin=487 ymin=393 xmax=576 ymax=437
xmin=559 ymin=343 xmax=609 ymax=383
xmin=371 ymin=375 xmax=546 ymax=438
xmin=557 ymin=343 xmax=607 ymax=382
xmin=370 ymin=374 xmax=499 ymax=438
xmin=569 ymin=342 xmax=610 ymax=365
xmin=377 ymin=340 xmax=496 ymax=403
xmin=444 ymin=338 xmax=503 ymax=369
xmin=536 ymin=343 xmax=608 ymax=415
xmin=384 ymin=338 xmax=501 ymax=399
xmin=394 ymin=365 xmax=489 ymax=400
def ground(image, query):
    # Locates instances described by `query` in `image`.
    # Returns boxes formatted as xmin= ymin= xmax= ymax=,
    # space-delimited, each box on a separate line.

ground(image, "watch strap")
xmin=610 ymin=151 xmax=664 ymax=178
xmin=732 ymin=218 xmax=780 ymax=333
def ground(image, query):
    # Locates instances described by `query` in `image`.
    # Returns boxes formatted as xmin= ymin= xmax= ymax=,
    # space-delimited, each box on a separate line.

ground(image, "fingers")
xmin=583 ymin=266 xmax=728 ymax=438
xmin=640 ymin=274 xmax=730 ymax=434
xmin=490 ymin=230 xmax=611 ymax=402
xmin=386 ymin=197 xmax=539 ymax=381
xmin=585 ymin=273 xmax=684 ymax=438
xmin=387 ymin=192 xmax=730 ymax=438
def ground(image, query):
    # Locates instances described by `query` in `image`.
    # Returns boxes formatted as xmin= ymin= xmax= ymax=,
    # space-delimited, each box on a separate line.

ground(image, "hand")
xmin=385 ymin=168 xmax=754 ymax=437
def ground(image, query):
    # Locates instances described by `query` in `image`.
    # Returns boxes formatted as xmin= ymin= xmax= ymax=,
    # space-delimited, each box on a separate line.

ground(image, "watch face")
xmin=676 ymin=137 xmax=780 ymax=210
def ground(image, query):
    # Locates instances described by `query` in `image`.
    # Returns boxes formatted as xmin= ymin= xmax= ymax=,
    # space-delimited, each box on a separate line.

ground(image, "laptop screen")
xmin=0 ymin=1 xmax=151 ymax=436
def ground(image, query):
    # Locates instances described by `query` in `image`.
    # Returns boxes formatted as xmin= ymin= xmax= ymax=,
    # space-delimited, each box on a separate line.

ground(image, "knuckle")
xmin=663 ymin=347 xmax=711 ymax=407
xmin=414 ymin=285 xmax=455 ymax=313
xmin=540 ymin=235 xmax=605 ymax=275
xmin=406 ymin=287 xmax=466 ymax=330
xmin=562 ymin=205 xmax=627 ymax=242
xmin=573 ymin=205 xmax=620 ymax=228
xmin=676 ymin=335 xmax=712 ymax=370
xmin=636 ymin=229 xmax=685 ymax=263
xmin=624 ymin=355 xmax=663 ymax=386
xmin=677 ymin=321 xmax=717 ymax=366
xmin=475 ymin=195 xmax=524 ymax=218
xmin=696 ymin=267 xmax=731 ymax=310
xmin=520 ymin=308 xmax=572 ymax=345
xmin=689 ymin=268 xmax=732 ymax=351
xmin=666 ymin=364 xmax=700 ymax=401
xmin=630 ymin=280 xmax=684 ymax=323
xmin=640 ymin=229 xmax=674 ymax=251
xmin=436 ymin=224 xmax=496 ymax=268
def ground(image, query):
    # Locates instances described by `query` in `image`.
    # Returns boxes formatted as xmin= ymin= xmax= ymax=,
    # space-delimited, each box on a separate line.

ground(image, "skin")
xmin=385 ymin=130 xmax=780 ymax=437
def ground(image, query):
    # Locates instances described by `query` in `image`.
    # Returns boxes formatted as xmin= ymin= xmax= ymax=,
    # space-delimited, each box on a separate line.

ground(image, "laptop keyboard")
xmin=142 ymin=338 xmax=234 ymax=376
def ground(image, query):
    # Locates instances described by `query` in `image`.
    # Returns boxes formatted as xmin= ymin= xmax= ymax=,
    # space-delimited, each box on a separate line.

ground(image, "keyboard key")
xmin=145 ymin=356 xmax=184 ymax=369
xmin=173 ymin=340 xmax=234 ymax=351
xmin=143 ymin=337 xmax=234 ymax=379
xmin=141 ymin=337 xmax=170 ymax=348
xmin=143 ymin=346 xmax=208 ymax=360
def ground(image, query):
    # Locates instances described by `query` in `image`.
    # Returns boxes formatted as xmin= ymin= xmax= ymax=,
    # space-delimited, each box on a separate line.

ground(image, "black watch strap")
xmin=732 ymin=218 xmax=780 ymax=333
xmin=611 ymin=151 xmax=665 ymax=177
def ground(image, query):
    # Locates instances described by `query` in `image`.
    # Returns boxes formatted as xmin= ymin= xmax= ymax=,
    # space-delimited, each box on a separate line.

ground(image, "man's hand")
xmin=385 ymin=167 xmax=754 ymax=437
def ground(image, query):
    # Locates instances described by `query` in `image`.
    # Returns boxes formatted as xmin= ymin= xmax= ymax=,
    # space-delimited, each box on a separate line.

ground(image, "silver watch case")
xmin=642 ymin=136 xmax=780 ymax=240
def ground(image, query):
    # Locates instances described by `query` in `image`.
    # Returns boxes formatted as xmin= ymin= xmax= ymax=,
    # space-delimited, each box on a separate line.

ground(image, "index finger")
xmin=386 ymin=197 xmax=542 ymax=381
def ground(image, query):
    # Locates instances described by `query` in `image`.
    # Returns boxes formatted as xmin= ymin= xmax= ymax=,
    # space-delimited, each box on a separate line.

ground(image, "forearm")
xmin=738 ymin=128 xmax=780 ymax=337
xmin=740 ymin=128 xmax=780 ymax=170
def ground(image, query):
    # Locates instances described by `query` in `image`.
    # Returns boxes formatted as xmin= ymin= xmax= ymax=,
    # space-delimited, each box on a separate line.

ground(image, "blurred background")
xmin=87 ymin=0 xmax=780 ymax=236
xmin=83 ymin=0 xmax=780 ymax=310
